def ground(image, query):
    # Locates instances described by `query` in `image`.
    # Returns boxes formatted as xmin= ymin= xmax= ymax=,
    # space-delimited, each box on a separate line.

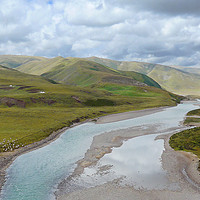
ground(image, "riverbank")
xmin=57 ymin=102 xmax=200 ymax=200
xmin=0 ymin=118 xmax=94 ymax=192
xmin=96 ymin=106 xmax=166 ymax=124
xmin=0 ymin=106 xmax=169 ymax=193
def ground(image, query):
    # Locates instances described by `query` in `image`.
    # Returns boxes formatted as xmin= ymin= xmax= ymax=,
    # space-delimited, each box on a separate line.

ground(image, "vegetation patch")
xmin=169 ymin=127 xmax=200 ymax=171
xmin=169 ymin=127 xmax=200 ymax=153
xmin=184 ymin=117 xmax=200 ymax=124
xmin=84 ymin=99 xmax=115 ymax=107
xmin=187 ymin=109 xmax=200 ymax=116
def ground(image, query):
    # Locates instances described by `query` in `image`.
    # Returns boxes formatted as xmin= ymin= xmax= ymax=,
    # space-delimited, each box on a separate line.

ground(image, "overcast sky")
xmin=1 ymin=0 xmax=200 ymax=66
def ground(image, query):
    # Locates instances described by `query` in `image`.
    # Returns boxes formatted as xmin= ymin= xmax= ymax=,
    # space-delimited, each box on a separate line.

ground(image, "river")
xmin=0 ymin=102 xmax=199 ymax=200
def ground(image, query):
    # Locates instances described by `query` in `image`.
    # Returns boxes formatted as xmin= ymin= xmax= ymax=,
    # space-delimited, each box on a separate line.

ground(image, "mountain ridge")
xmin=0 ymin=55 xmax=199 ymax=95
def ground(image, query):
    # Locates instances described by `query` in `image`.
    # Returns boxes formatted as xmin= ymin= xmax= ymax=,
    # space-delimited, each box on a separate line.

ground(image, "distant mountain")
xmin=87 ymin=57 xmax=200 ymax=96
xmin=0 ymin=55 xmax=47 ymax=69
xmin=13 ymin=56 xmax=160 ymax=88
xmin=17 ymin=56 xmax=67 ymax=75
xmin=171 ymin=65 xmax=200 ymax=75
xmin=40 ymin=58 xmax=161 ymax=88
xmin=0 ymin=64 xmax=50 ymax=86
xmin=1 ymin=55 xmax=199 ymax=95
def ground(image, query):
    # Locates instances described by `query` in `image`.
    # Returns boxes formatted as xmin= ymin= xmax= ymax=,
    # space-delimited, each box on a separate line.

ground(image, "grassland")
xmin=169 ymin=127 xmax=200 ymax=170
xmin=0 ymin=65 xmax=181 ymax=153
xmin=169 ymin=108 xmax=200 ymax=170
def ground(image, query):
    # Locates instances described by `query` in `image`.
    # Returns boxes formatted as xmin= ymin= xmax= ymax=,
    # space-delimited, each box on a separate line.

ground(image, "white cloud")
xmin=0 ymin=0 xmax=200 ymax=66
xmin=64 ymin=0 xmax=130 ymax=27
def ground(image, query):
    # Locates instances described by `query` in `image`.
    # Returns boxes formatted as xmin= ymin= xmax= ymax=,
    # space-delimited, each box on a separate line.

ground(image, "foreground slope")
xmin=87 ymin=57 xmax=200 ymax=96
xmin=0 ymin=65 xmax=180 ymax=152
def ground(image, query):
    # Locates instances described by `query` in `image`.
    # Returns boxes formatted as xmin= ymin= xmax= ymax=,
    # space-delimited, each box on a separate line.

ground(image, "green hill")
xmin=17 ymin=56 xmax=67 ymax=75
xmin=1 ymin=55 xmax=199 ymax=95
xmin=40 ymin=58 xmax=161 ymax=88
xmin=87 ymin=57 xmax=200 ymax=96
xmin=0 ymin=55 xmax=47 ymax=69
xmin=0 ymin=64 xmax=180 ymax=153
xmin=12 ymin=55 xmax=160 ymax=88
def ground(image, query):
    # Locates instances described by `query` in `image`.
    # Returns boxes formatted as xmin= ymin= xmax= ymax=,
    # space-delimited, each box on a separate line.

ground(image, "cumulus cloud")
xmin=0 ymin=0 xmax=200 ymax=66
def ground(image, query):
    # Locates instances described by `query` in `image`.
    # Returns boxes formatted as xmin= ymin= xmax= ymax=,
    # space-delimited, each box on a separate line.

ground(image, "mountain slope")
xmin=14 ymin=55 xmax=160 ymax=88
xmin=2 ymin=54 xmax=199 ymax=95
xmin=87 ymin=57 xmax=200 ymax=95
xmin=0 ymin=55 xmax=47 ymax=69
xmin=171 ymin=66 xmax=200 ymax=75
xmin=17 ymin=56 xmax=67 ymax=75
xmin=41 ymin=58 xmax=161 ymax=88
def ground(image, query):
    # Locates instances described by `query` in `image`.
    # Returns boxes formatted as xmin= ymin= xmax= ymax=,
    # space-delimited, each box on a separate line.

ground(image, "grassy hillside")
xmin=0 ymin=55 xmax=47 ymax=69
xmin=17 ymin=56 xmax=67 ymax=75
xmin=169 ymin=127 xmax=200 ymax=170
xmin=40 ymin=58 xmax=161 ymax=88
xmin=147 ymin=65 xmax=200 ymax=95
xmin=0 ymin=65 xmax=180 ymax=153
xmin=15 ymin=55 xmax=160 ymax=88
xmin=169 ymin=108 xmax=200 ymax=170
xmin=2 ymin=55 xmax=200 ymax=95
xmin=87 ymin=57 xmax=200 ymax=96
xmin=1 ymin=55 xmax=158 ymax=88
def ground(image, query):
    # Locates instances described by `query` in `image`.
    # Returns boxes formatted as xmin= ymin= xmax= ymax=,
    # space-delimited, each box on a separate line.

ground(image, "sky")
xmin=1 ymin=0 xmax=200 ymax=66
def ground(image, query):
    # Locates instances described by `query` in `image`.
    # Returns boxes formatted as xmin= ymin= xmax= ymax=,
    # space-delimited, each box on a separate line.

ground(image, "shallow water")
xmin=1 ymin=102 xmax=199 ymax=200
xmin=77 ymin=132 xmax=179 ymax=191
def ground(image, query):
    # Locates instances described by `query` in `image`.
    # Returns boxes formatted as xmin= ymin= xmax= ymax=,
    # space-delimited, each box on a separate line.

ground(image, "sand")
xmin=57 ymin=105 xmax=200 ymax=200
xmin=96 ymin=107 xmax=166 ymax=124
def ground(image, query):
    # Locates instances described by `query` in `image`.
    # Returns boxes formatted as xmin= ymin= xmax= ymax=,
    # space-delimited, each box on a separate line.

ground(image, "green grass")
xmin=187 ymin=109 xmax=200 ymax=116
xmin=184 ymin=118 xmax=200 ymax=124
xmin=169 ymin=108 xmax=200 ymax=170
xmin=98 ymin=84 xmax=161 ymax=97
xmin=169 ymin=127 xmax=200 ymax=170
xmin=0 ymin=105 xmax=134 ymax=152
